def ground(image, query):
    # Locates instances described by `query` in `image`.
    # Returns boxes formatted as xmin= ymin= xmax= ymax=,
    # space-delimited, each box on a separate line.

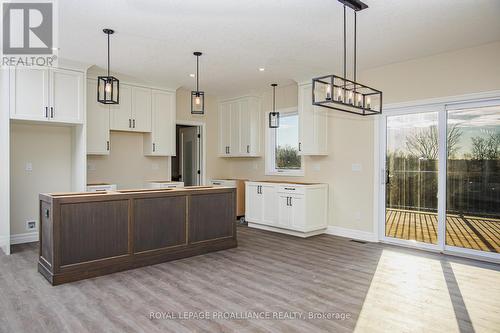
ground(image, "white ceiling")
xmin=59 ymin=0 xmax=500 ymax=98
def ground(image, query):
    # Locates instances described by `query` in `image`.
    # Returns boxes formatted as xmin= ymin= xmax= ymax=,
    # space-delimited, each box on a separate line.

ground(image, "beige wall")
xmin=218 ymin=41 xmax=500 ymax=233
xmin=10 ymin=124 xmax=73 ymax=235
xmin=87 ymin=131 xmax=170 ymax=189
xmin=175 ymin=88 xmax=231 ymax=182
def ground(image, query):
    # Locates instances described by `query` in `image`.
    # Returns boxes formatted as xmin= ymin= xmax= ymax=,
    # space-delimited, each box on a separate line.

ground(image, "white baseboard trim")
xmin=11 ymin=232 xmax=38 ymax=245
xmin=0 ymin=235 xmax=8 ymax=247
xmin=325 ymin=226 xmax=378 ymax=242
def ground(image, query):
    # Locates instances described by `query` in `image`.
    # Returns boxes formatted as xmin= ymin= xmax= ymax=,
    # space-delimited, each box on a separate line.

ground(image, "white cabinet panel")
xmin=86 ymin=80 xmax=110 ymax=155
xmin=246 ymin=181 xmax=328 ymax=237
xmin=144 ymin=89 xmax=175 ymax=156
xmin=50 ymin=68 xmax=84 ymax=124
xmin=132 ymin=86 xmax=152 ymax=132
xmin=110 ymin=84 xmax=132 ymax=131
xmin=298 ymin=83 xmax=328 ymax=155
xmin=9 ymin=67 xmax=49 ymax=121
xmin=218 ymin=97 xmax=261 ymax=157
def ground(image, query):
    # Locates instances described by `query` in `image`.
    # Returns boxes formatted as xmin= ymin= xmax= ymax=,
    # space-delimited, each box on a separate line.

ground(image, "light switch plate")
xmin=87 ymin=163 xmax=96 ymax=171
xmin=26 ymin=220 xmax=37 ymax=230
xmin=351 ymin=163 xmax=362 ymax=172
xmin=25 ymin=162 xmax=33 ymax=172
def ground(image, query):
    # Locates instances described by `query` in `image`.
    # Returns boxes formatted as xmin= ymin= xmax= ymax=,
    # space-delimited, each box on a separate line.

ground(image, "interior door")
xmin=50 ymin=68 xmax=83 ymax=123
xmin=180 ymin=127 xmax=200 ymax=186
xmin=383 ymin=111 xmax=440 ymax=248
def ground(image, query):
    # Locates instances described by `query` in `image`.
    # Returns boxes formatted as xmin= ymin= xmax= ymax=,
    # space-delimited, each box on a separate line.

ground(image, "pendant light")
xmin=312 ymin=0 xmax=382 ymax=115
xmin=97 ymin=29 xmax=119 ymax=104
xmin=191 ymin=51 xmax=205 ymax=115
xmin=269 ymin=83 xmax=279 ymax=128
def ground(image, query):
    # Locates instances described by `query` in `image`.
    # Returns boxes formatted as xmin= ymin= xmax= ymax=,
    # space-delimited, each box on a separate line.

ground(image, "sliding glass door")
xmin=446 ymin=105 xmax=500 ymax=254
xmin=381 ymin=99 xmax=500 ymax=260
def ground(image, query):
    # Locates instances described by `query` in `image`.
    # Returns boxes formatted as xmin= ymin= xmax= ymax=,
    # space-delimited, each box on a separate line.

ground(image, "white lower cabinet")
xmin=245 ymin=181 xmax=327 ymax=237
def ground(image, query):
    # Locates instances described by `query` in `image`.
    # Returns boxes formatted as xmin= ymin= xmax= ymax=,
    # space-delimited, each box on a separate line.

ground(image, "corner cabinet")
xmin=298 ymin=83 xmax=328 ymax=155
xmin=143 ymin=89 xmax=176 ymax=156
xmin=218 ymin=97 xmax=261 ymax=157
xmin=245 ymin=181 xmax=328 ymax=237
xmin=9 ymin=67 xmax=84 ymax=124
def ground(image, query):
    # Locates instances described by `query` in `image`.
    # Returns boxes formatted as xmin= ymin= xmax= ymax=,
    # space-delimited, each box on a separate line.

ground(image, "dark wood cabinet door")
xmin=134 ymin=196 xmax=187 ymax=253
xmin=189 ymin=192 xmax=235 ymax=243
xmin=60 ymin=200 xmax=129 ymax=266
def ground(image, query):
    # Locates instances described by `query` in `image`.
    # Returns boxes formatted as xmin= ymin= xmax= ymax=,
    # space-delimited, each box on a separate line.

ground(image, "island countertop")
xmin=38 ymin=185 xmax=237 ymax=285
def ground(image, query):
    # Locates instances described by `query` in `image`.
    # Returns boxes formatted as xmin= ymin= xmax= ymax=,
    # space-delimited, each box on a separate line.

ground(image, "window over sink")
xmin=266 ymin=109 xmax=304 ymax=176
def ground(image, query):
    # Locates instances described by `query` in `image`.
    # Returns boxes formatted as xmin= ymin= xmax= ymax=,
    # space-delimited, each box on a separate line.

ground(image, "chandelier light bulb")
xmin=105 ymin=82 xmax=112 ymax=93
xmin=195 ymin=96 xmax=201 ymax=105
xmin=326 ymin=84 xmax=332 ymax=100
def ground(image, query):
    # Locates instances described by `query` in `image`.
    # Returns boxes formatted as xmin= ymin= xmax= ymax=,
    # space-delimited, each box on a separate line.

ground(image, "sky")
xmin=387 ymin=106 xmax=500 ymax=158
xmin=276 ymin=113 xmax=299 ymax=148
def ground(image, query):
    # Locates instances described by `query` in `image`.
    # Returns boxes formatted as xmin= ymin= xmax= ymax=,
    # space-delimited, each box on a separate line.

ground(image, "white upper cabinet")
xmin=144 ymin=89 xmax=176 ymax=156
xmin=50 ymin=68 xmax=84 ymax=124
xmin=9 ymin=67 xmax=83 ymax=124
xmin=131 ymin=86 xmax=152 ymax=132
xmin=298 ymin=83 xmax=328 ymax=155
xmin=110 ymin=84 xmax=132 ymax=131
xmin=86 ymin=79 xmax=110 ymax=155
xmin=110 ymin=84 xmax=151 ymax=132
xmin=218 ymin=96 xmax=261 ymax=157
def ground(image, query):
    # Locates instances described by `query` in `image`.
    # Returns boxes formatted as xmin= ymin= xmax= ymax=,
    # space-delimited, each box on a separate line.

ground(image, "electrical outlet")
xmin=87 ymin=163 xmax=96 ymax=171
xmin=351 ymin=163 xmax=362 ymax=172
xmin=26 ymin=220 xmax=37 ymax=231
xmin=354 ymin=211 xmax=361 ymax=221
xmin=25 ymin=162 xmax=33 ymax=172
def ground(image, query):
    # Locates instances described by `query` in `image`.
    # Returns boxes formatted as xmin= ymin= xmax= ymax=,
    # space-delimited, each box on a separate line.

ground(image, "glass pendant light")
xmin=269 ymin=83 xmax=279 ymax=128
xmin=191 ymin=52 xmax=205 ymax=115
xmin=312 ymin=0 xmax=382 ymax=115
xmin=97 ymin=29 xmax=119 ymax=104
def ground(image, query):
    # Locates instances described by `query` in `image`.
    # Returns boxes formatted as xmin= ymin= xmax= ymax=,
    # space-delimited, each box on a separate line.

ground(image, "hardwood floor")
xmin=1 ymin=226 xmax=499 ymax=333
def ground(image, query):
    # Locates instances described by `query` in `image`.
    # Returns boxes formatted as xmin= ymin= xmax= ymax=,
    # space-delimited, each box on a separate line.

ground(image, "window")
xmin=266 ymin=111 xmax=303 ymax=176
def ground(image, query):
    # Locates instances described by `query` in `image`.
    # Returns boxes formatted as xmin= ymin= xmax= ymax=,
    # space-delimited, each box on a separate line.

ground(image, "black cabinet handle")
xmin=153 ymin=143 xmax=156 ymax=152
xmin=299 ymin=142 xmax=302 ymax=151
xmin=133 ymin=119 xmax=136 ymax=128
xmin=107 ymin=141 xmax=110 ymax=151
xmin=247 ymin=145 xmax=250 ymax=153
xmin=45 ymin=107 xmax=48 ymax=118
xmin=50 ymin=107 xmax=54 ymax=118
xmin=129 ymin=119 xmax=131 ymax=128
xmin=284 ymin=187 xmax=296 ymax=191
xmin=290 ymin=197 xmax=292 ymax=206
xmin=45 ymin=209 xmax=50 ymax=218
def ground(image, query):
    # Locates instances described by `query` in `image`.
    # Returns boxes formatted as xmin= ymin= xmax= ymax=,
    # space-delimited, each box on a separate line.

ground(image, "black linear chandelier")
xmin=97 ymin=29 xmax=119 ymax=104
xmin=269 ymin=83 xmax=279 ymax=128
xmin=191 ymin=51 xmax=205 ymax=115
xmin=312 ymin=0 xmax=382 ymax=115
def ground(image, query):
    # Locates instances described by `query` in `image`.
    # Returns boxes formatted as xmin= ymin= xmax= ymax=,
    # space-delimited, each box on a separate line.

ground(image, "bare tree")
xmin=471 ymin=132 xmax=500 ymax=160
xmin=405 ymin=125 xmax=462 ymax=159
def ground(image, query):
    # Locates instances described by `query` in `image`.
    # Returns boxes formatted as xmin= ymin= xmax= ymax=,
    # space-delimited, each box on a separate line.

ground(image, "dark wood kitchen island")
xmin=38 ymin=186 xmax=237 ymax=285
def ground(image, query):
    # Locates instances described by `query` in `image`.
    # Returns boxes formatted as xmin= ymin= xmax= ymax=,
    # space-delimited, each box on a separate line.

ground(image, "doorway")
xmin=379 ymin=97 xmax=500 ymax=262
xmin=171 ymin=124 xmax=203 ymax=186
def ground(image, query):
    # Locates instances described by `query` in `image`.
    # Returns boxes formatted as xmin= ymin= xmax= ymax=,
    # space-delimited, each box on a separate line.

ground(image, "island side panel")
xmin=59 ymin=200 xmax=129 ymax=266
xmin=133 ymin=195 xmax=187 ymax=253
xmin=189 ymin=190 xmax=236 ymax=243
xmin=39 ymin=199 xmax=53 ymax=269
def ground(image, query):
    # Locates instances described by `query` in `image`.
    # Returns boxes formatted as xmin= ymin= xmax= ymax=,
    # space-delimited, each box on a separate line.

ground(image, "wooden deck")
xmin=385 ymin=208 xmax=500 ymax=253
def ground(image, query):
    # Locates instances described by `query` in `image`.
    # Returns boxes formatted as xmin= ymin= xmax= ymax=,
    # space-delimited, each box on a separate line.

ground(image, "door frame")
xmin=176 ymin=120 xmax=206 ymax=185
xmin=376 ymin=90 xmax=500 ymax=262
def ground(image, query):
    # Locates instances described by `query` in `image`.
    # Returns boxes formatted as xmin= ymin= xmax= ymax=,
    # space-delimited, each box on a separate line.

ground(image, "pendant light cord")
xmin=196 ymin=55 xmax=199 ymax=92
xmin=107 ymin=33 xmax=110 ymax=77
xmin=354 ymin=11 xmax=357 ymax=91
xmin=343 ymin=5 xmax=346 ymax=81
xmin=273 ymin=85 xmax=276 ymax=112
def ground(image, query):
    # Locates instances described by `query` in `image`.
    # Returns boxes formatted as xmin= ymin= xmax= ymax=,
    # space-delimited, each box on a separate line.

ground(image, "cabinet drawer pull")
xmin=289 ymin=197 xmax=292 ymax=206
xmin=212 ymin=182 xmax=221 ymax=185
xmin=284 ymin=187 xmax=296 ymax=190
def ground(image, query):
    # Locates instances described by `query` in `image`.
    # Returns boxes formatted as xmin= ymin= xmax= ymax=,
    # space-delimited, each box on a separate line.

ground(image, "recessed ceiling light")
xmin=258 ymin=67 xmax=265 ymax=72
xmin=189 ymin=73 xmax=196 ymax=77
